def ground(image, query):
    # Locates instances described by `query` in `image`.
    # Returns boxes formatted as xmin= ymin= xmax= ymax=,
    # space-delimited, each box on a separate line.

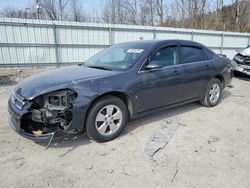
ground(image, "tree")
xmin=40 ymin=0 xmax=58 ymax=20
xmin=102 ymin=0 xmax=127 ymax=24
xmin=138 ymin=0 xmax=155 ymax=26
xmin=0 ymin=0 xmax=250 ymax=32
xmin=71 ymin=0 xmax=86 ymax=22
xmin=232 ymin=0 xmax=247 ymax=32
xmin=125 ymin=0 xmax=139 ymax=24
xmin=0 ymin=7 xmax=37 ymax=19
xmin=154 ymin=0 xmax=164 ymax=25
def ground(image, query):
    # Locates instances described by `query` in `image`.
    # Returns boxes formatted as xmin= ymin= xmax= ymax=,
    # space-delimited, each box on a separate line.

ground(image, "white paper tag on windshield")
xmin=127 ymin=49 xmax=144 ymax=53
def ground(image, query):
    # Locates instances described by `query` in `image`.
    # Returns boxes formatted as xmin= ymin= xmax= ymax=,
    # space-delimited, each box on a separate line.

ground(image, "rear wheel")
xmin=200 ymin=78 xmax=222 ymax=107
xmin=86 ymin=96 xmax=128 ymax=142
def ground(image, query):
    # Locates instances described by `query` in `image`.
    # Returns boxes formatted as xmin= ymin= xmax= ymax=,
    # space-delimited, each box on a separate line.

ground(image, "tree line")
xmin=0 ymin=0 xmax=249 ymax=32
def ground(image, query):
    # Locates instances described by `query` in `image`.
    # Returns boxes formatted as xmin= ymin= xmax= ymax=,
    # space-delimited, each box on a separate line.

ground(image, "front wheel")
xmin=86 ymin=96 xmax=128 ymax=142
xmin=200 ymin=78 xmax=222 ymax=107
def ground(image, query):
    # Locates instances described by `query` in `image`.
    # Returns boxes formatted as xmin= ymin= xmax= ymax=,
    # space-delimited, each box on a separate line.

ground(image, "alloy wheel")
xmin=95 ymin=105 xmax=123 ymax=136
xmin=209 ymin=83 xmax=220 ymax=104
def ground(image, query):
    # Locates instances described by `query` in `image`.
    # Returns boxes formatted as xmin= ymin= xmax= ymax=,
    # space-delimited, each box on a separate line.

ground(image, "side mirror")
xmin=143 ymin=61 xmax=163 ymax=71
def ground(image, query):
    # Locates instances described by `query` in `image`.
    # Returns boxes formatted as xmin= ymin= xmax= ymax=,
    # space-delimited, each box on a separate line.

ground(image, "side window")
xmin=181 ymin=46 xmax=205 ymax=64
xmin=150 ymin=46 xmax=178 ymax=67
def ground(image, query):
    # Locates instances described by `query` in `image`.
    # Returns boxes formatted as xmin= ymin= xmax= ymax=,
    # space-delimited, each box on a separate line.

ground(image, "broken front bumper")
xmin=8 ymin=97 xmax=63 ymax=141
xmin=231 ymin=60 xmax=250 ymax=76
xmin=8 ymin=116 xmax=60 ymax=141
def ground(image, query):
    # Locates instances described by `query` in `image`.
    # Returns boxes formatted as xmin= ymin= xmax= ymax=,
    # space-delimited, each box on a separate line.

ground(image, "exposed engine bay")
xmin=19 ymin=89 xmax=77 ymax=136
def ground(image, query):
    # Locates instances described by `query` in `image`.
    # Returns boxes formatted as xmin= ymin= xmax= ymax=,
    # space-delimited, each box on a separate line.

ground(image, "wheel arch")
xmin=84 ymin=91 xmax=134 ymax=130
xmin=214 ymin=74 xmax=225 ymax=88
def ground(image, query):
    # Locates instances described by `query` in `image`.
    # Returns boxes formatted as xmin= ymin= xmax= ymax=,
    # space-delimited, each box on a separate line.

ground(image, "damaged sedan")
xmin=232 ymin=45 xmax=250 ymax=76
xmin=8 ymin=40 xmax=233 ymax=145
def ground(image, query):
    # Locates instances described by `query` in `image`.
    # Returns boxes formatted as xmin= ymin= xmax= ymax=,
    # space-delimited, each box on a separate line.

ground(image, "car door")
xmin=135 ymin=44 xmax=184 ymax=113
xmin=180 ymin=45 xmax=214 ymax=100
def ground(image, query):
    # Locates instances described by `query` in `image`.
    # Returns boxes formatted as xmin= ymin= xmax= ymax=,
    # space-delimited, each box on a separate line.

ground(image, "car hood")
xmin=14 ymin=65 xmax=116 ymax=99
xmin=236 ymin=47 xmax=250 ymax=56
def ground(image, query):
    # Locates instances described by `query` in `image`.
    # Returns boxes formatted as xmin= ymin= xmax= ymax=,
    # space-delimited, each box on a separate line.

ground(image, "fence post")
xmin=153 ymin=29 xmax=156 ymax=39
xmin=109 ymin=27 xmax=114 ymax=45
xmin=53 ymin=24 xmax=59 ymax=68
xmin=220 ymin=33 xmax=224 ymax=54
xmin=191 ymin=31 xmax=194 ymax=41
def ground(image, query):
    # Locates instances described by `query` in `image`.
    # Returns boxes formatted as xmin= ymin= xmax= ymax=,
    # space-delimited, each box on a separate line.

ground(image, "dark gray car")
xmin=8 ymin=40 xmax=233 ymax=144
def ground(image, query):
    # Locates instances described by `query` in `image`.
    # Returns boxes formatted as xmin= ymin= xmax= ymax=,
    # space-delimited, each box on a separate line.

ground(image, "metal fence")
xmin=0 ymin=17 xmax=249 ymax=68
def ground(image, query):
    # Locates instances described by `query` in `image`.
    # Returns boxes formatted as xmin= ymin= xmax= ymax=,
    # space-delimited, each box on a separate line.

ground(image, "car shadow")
xmin=122 ymin=89 xmax=232 ymax=137
xmin=123 ymin=102 xmax=201 ymax=136
xmin=221 ymin=89 xmax=231 ymax=100
xmin=37 ymin=90 xmax=232 ymax=152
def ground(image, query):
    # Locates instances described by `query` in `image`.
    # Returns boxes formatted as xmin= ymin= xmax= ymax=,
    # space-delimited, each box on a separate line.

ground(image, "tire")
xmin=200 ymin=78 xmax=222 ymax=107
xmin=86 ymin=95 xmax=128 ymax=142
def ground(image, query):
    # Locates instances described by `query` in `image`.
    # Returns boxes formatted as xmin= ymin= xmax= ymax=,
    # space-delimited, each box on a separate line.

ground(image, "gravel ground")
xmin=0 ymin=68 xmax=250 ymax=188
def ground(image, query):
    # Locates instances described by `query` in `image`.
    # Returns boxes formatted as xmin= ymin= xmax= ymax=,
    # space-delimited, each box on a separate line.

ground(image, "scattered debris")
xmin=145 ymin=121 xmax=180 ymax=157
xmin=171 ymin=160 xmax=179 ymax=183
xmin=210 ymin=149 xmax=216 ymax=153
xmin=123 ymin=171 xmax=134 ymax=177
xmin=100 ymin=147 xmax=116 ymax=156
xmin=163 ymin=119 xmax=173 ymax=124
xmin=177 ymin=122 xmax=187 ymax=126
xmin=32 ymin=130 xmax=43 ymax=136
xmin=187 ymin=182 xmax=191 ymax=187
xmin=107 ymin=169 xmax=114 ymax=174
xmin=0 ymin=75 xmax=16 ymax=85
xmin=86 ymin=164 xmax=93 ymax=170
xmin=210 ymin=148 xmax=216 ymax=153
xmin=207 ymin=136 xmax=220 ymax=144
xmin=231 ymin=94 xmax=245 ymax=98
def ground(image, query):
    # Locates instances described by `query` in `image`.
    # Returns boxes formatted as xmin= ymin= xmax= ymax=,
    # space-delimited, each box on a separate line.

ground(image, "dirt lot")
xmin=0 ymin=69 xmax=250 ymax=188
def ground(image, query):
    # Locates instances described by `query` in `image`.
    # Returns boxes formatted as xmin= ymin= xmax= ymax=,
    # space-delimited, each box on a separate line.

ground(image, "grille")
xmin=245 ymin=56 xmax=250 ymax=65
xmin=235 ymin=54 xmax=250 ymax=65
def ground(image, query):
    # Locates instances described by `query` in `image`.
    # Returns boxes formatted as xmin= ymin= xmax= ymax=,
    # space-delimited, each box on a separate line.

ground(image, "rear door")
xmin=135 ymin=44 xmax=184 ymax=112
xmin=180 ymin=45 xmax=214 ymax=100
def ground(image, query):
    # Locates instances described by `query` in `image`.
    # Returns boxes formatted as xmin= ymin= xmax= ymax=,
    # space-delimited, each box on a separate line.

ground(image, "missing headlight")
xmin=44 ymin=90 xmax=76 ymax=111
xmin=48 ymin=96 xmax=60 ymax=106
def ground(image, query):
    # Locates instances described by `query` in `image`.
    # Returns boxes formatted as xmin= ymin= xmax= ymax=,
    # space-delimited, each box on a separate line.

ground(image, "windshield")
xmin=84 ymin=43 xmax=150 ymax=71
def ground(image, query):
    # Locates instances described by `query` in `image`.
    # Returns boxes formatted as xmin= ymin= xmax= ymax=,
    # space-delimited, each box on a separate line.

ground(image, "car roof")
xmin=117 ymin=39 xmax=205 ymax=47
xmin=116 ymin=39 xmax=215 ymax=56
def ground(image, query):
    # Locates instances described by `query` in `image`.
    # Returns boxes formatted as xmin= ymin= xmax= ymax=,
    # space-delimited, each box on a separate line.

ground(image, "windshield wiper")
xmin=85 ymin=65 xmax=112 ymax=71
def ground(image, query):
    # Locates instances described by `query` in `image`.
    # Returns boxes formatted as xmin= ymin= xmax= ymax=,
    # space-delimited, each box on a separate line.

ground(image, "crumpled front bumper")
xmin=231 ymin=60 xmax=250 ymax=76
xmin=8 ymin=116 xmax=58 ymax=141
xmin=8 ymin=97 xmax=63 ymax=141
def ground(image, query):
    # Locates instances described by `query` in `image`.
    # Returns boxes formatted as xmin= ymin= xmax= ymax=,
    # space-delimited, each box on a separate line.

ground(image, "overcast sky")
xmin=0 ymin=0 xmax=233 ymax=13
xmin=0 ymin=0 xmax=104 ymax=10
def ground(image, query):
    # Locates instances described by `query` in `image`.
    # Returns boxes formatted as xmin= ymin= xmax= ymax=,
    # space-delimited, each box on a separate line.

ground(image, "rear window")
xmin=203 ymin=48 xmax=214 ymax=60
xmin=181 ymin=46 xmax=205 ymax=63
